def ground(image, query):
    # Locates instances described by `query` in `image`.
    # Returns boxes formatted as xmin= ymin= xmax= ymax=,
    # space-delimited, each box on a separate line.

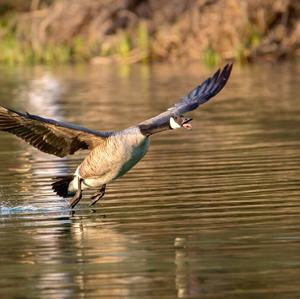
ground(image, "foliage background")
xmin=0 ymin=0 xmax=299 ymax=64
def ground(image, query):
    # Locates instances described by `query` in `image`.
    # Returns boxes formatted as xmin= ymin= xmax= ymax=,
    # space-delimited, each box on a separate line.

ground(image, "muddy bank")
xmin=0 ymin=0 xmax=299 ymax=64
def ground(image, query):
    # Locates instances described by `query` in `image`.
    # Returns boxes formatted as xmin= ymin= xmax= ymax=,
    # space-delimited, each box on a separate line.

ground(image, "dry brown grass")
xmin=3 ymin=0 xmax=300 ymax=64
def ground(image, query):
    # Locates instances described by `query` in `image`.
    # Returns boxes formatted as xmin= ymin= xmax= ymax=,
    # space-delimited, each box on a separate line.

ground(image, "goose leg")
xmin=89 ymin=184 xmax=106 ymax=207
xmin=69 ymin=178 xmax=83 ymax=209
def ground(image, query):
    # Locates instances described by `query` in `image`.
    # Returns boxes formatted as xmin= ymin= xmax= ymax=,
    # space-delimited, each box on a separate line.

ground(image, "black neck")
xmin=138 ymin=122 xmax=171 ymax=136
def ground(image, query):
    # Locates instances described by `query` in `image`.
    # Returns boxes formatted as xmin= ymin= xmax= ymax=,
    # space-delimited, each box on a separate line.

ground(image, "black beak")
xmin=182 ymin=117 xmax=192 ymax=129
xmin=182 ymin=117 xmax=192 ymax=124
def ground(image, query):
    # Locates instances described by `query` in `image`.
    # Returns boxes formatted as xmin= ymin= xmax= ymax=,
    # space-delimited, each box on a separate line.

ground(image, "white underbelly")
xmin=82 ymin=177 xmax=110 ymax=189
xmin=68 ymin=174 xmax=114 ymax=192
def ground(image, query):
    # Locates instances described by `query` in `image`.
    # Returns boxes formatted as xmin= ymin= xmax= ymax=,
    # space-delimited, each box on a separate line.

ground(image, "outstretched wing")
xmin=139 ymin=63 xmax=233 ymax=127
xmin=171 ymin=63 xmax=233 ymax=114
xmin=0 ymin=106 xmax=110 ymax=157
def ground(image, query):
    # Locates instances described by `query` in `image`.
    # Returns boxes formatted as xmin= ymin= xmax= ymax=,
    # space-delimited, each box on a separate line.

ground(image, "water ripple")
xmin=0 ymin=63 xmax=300 ymax=299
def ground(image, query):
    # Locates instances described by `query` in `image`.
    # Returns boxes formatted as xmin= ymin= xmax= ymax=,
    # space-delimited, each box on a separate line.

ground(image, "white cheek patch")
xmin=170 ymin=117 xmax=181 ymax=129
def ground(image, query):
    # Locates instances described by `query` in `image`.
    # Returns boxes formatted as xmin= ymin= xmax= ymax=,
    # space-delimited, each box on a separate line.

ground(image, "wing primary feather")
xmin=193 ymin=77 xmax=211 ymax=97
xmin=211 ymin=63 xmax=232 ymax=95
xmin=206 ymin=68 xmax=221 ymax=93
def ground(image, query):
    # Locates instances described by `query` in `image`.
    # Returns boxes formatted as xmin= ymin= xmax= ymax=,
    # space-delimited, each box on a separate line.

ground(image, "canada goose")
xmin=0 ymin=64 xmax=232 ymax=208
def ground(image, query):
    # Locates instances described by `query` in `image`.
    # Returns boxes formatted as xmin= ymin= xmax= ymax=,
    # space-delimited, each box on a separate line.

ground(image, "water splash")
xmin=0 ymin=203 xmax=69 ymax=216
xmin=0 ymin=204 xmax=41 ymax=215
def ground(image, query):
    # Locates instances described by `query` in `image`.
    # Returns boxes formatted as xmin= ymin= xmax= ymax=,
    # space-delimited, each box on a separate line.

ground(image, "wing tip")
xmin=211 ymin=62 xmax=233 ymax=78
xmin=223 ymin=62 xmax=233 ymax=78
xmin=218 ymin=62 xmax=233 ymax=80
xmin=213 ymin=62 xmax=233 ymax=92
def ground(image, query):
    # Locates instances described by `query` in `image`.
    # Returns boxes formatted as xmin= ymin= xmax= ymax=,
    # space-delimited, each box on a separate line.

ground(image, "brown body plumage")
xmin=70 ymin=128 xmax=149 ymax=192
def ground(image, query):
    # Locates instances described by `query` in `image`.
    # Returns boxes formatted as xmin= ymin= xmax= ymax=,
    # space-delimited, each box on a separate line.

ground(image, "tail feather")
xmin=52 ymin=175 xmax=74 ymax=198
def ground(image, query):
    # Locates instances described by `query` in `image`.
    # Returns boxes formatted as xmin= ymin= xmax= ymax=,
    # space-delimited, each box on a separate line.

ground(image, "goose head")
xmin=169 ymin=114 xmax=192 ymax=130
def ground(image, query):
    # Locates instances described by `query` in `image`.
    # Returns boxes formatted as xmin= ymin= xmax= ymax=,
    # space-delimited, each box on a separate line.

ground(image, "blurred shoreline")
xmin=0 ymin=0 xmax=299 ymax=65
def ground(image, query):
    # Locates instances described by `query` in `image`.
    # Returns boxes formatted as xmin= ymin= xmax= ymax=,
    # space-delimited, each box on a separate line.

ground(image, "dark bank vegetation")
xmin=0 ymin=0 xmax=299 ymax=65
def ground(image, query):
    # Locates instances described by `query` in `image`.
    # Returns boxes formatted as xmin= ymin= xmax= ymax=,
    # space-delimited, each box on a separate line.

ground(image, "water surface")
xmin=0 ymin=63 xmax=300 ymax=299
